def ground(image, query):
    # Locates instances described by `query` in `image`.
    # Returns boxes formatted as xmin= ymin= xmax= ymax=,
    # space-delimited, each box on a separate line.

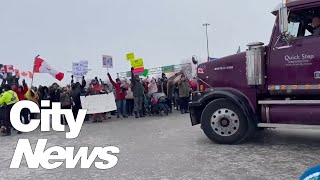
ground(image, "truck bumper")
xmin=189 ymin=102 xmax=202 ymax=126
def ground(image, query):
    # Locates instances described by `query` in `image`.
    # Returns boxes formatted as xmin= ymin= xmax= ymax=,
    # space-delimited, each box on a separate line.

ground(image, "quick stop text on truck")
xmin=189 ymin=0 xmax=320 ymax=144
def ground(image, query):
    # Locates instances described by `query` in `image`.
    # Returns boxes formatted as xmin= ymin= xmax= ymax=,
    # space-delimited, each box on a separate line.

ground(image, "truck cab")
xmin=189 ymin=0 xmax=320 ymax=144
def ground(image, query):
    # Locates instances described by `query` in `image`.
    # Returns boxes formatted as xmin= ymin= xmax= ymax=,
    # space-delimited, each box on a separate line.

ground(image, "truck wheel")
xmin=201 ymin=98 xmax=250 ymax=144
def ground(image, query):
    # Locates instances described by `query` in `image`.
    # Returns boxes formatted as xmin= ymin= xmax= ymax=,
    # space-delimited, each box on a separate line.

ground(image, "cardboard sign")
xmin=131 ymin=58 xmax=144 ymax=69
xmin=126 ymin=53 xmax=135 ymax=61
xmin=142 ymin=69 xmax=149 ymax=77
xmin=80 ymin=94 xmax=117 ymax=114
xmin=102 ymin=55 xmax=113 ymax=68
xmin=133 ymin=67 xmax=144 ymax=74
xmin=80 ymin=60 xmax=88 ymax=74
xmin=72 ymin=62 xmax=84 ymax=78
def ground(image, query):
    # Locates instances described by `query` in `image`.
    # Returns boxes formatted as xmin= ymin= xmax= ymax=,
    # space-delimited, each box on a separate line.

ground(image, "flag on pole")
xmin=28 ymin=71 xmax=33 ymax=79
xmin=33 ymin=56 xmax=64 ymax=81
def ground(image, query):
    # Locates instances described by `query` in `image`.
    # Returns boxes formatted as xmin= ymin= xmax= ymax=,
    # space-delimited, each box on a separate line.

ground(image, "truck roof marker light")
xmin=281 ymin=85 xmax=286 ymax=90
xmin=271 ymin=86 xmax=275 ymax=90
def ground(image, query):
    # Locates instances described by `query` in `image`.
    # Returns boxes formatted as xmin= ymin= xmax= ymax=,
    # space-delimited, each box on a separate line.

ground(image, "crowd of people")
xmin=0 ymin=68 xmax=197 ymax=136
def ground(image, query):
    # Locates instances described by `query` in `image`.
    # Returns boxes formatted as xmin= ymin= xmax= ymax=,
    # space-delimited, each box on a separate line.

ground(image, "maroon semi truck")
xmin=189 ymin=0 xmax=320 ymax=144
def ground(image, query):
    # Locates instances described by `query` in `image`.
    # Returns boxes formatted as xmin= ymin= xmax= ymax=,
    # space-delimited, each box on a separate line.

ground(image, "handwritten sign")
xmin=72 ymin=62 xmax=84 ymax=78
xmin=80 ymin=94 xmax=117 ymax=114
xmin=80 ymin=60 xmax=88 ymax=74
xmin=131 ymin=58 xmax=144 ymax=69
xmin=126 ymin=53 xmax=135 ymax=61
xmin=102 ymin=55 xmax=113 ymax=68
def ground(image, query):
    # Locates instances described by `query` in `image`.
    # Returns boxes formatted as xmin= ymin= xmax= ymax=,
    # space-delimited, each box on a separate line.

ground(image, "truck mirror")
xmin=279 ymin=6 xmax=288 ymax=34
xmin=192 ymin=56 xmax=198 ymax=65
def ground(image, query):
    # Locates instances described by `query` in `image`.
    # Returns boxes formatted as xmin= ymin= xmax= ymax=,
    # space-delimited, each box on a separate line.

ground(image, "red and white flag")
xmin=28 ymin=71 xmax=33 ymax=79
xmin=14 ymin=69 xmax=20 ymax=77
xmin=3 ymin=65 xmax=14 ymax=73
xmin=33 ymin=56 xmax=64 ymax=81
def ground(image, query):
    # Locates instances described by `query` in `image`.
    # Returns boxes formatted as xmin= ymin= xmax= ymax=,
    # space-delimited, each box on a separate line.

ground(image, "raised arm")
xmin=107 ymin=73 xmax=116 ymax=86
xmin=131 ymin=67 xmax=136 ymax=85
xmin=71 ymin=75 xmax=74 ymax=84
xmin=81 ymin=76 xmax=86 ymax=89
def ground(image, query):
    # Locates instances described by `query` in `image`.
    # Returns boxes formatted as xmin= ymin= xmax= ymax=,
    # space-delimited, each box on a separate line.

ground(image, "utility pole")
xmin=203 ymin=23 xmax=210 ymax=61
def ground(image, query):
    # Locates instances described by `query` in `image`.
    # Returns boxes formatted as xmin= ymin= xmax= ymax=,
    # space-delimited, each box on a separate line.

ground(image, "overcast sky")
xmin=0 ymin=0 xmax=280 ymax=86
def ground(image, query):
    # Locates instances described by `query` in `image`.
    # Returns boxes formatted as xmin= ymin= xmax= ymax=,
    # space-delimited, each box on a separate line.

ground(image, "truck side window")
xmin=288 ymin=21 xmax=300 ymax=38
xmin=286 ymin=7 xmax=320 ymax=39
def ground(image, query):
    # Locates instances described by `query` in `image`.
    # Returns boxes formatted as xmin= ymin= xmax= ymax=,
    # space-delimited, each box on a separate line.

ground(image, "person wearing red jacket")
xmin=12 ymin=79 xmax=29 ymax=134
xmin=107 ymin=73 xmax=128 ymax=118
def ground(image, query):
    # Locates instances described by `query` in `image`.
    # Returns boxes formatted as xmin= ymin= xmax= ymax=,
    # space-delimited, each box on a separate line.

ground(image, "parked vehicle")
xmin=189 ymin=0 xmax=320 ymax=144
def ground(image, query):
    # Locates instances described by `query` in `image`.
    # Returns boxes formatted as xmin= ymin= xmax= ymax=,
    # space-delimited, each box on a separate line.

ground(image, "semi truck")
xmin=189 ymin=0 xmax=320 ymax=144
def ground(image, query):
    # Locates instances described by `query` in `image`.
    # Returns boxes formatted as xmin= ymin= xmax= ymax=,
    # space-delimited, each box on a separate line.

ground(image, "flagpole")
xmin=31 ymin=55 xmax=39 ymax=87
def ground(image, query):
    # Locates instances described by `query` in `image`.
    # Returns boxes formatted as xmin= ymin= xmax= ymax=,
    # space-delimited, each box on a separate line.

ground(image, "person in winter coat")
xmin=12 ymin=79 xmax=29 ymax=130
xmin=125 ymin=82 xmax=134 ymax=116
xmin=49 ymin=83 xmax=61 ymax=103
xmin=148 ymin=78 xmax=158 ymax=97
xmin=28 ymin=89 xmax=40 ymax=120
xmin=85 ymin=79 xmax=105 ymax=122
xmin=107 ymin=73 xmax=128 ymax=118
xmin=178 ymin=74 xmax=191 ymax=114
xmin=60 ymin=87 xmax=72 ymax=124
xmin=131 ymin=67 xmax=145 ymax=118
xmin=166 ymin=71 xmax=184 ymax=113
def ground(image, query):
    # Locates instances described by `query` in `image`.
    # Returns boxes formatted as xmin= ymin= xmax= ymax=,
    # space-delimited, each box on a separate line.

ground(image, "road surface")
xmin=0 ymin=112 xmax=319 ymax=180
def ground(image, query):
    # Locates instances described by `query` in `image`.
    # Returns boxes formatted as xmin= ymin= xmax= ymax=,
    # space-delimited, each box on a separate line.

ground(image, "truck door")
xmin=268 ymin=8 xmax=320 ymax=90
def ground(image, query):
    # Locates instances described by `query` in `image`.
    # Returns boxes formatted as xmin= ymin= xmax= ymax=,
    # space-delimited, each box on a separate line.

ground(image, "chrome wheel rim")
xmin=210 ymin=108 xmax=240 ymax=137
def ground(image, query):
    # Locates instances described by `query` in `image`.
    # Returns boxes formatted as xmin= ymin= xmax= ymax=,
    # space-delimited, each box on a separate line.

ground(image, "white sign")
xmin=81 ymin=94 xmax=117 ymax=114
xmin=72 ymin=62 xmax=84 ymax=78
xmin=80 ymin=60 xmax=88 ymax=74
xmin=102 ymin=55 xmax=113 ymax=68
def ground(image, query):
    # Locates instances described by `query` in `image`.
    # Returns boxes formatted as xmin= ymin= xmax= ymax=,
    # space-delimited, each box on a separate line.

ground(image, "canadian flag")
xmin=197 ymin=68 xmax=204 ymax=74
xmin=33 ymin=56 xmax=64 ymax=81
xmin=28 ymin=71 xmax=33 ymax=79
xmin=3 ymin=65 xmax=14 ymax=73
xmin=14 ymin=69 xmax=20 ymax=77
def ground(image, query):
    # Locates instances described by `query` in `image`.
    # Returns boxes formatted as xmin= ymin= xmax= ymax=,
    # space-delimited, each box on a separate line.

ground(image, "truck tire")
xmin=201 ymin=98 xmax=251 ymax=144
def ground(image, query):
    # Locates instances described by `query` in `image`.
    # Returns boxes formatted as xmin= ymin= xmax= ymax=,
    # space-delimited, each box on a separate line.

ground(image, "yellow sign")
xmin=131 ymin=58 xmax=144 ymax=68
xmin=126 ymin=53 xmax=135 ymax=61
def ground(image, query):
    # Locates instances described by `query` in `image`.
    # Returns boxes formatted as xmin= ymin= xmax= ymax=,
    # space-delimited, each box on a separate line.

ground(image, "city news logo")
xmin=9 ymin=100 xmax=120 ymax=170
xmin=300 ymin=166 xmax=320 ymax=180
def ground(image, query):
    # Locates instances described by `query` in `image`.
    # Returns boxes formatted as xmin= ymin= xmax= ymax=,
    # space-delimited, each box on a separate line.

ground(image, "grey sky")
xmin=0 ymin=0 xmax=280 ymax=86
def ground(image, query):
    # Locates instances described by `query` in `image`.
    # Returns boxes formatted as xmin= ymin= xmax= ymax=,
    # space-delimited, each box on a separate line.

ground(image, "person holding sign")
xmin=107 ymin=73 xmax=128 ymax=118
xmin=130 ymin=67 xmax=145 ymax=118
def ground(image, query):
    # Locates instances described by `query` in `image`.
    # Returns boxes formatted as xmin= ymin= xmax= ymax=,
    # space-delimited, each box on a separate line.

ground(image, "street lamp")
xmin=202 ymin=23 xmax=210 ymax=61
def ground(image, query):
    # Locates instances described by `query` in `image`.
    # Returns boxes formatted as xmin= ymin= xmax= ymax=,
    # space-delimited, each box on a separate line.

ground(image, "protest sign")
xmin=72 ymin=62 xmax=84 ymax=78
xmin=131 ymin=58 xmax=144 ymax=69
xmin=141 ymin=69 xmax=149 ymax=77
xmin=132 ymin=67 xmax=144 ymax=74
xmin=80 ymin=60 xmax=88 ymax=74
xmin=126 ymin=53 xmax=135 ymax=61
xmin=80 ymin=94 xmax=117 ymax=114
xmin=102 ymin=55 xmax=113 ymax=68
